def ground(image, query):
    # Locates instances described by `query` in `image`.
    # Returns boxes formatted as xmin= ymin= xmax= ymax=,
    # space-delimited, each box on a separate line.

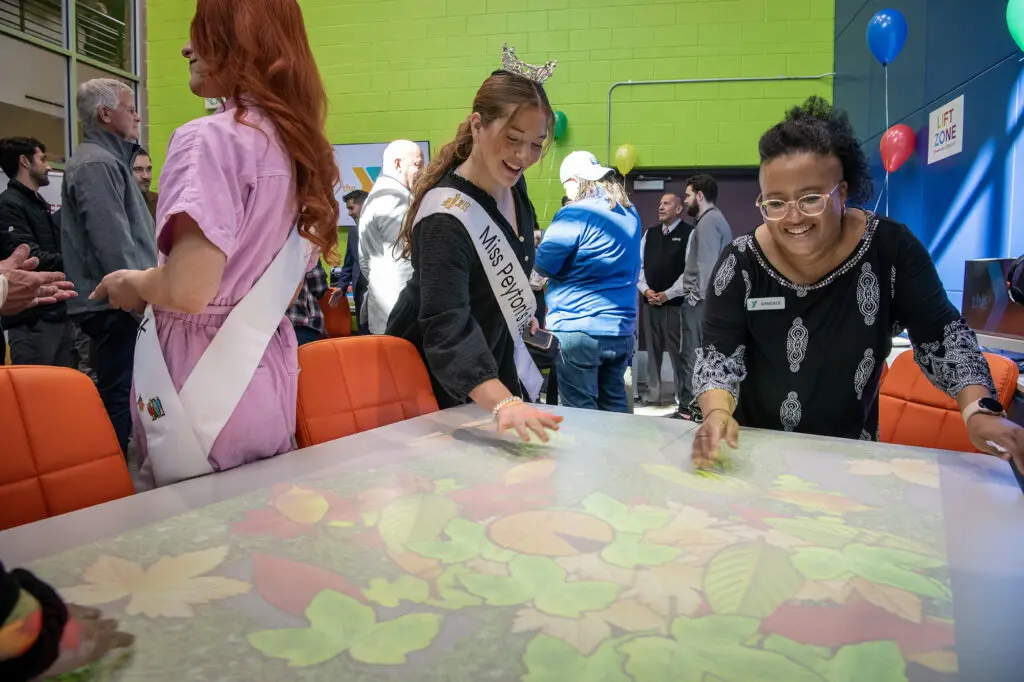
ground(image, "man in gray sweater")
xmin=61 ymin=78 xmax=157 ymax=454
xmin=677 ymin=174 xmax=733 ymax=418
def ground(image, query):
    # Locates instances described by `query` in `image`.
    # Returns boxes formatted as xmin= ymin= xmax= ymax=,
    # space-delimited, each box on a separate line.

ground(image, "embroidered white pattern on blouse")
xmin=780 ymin=391 xmax=802 ymax=432
xmin=913 ymin=319 xmax=996 ymax=398
xmin=857 ymin=262 xmax=880 ymax=326
xmin=890 ymin=266 xmax=896 ymax=299
xmin=733 ymin=235 xmax=753 ymax=253
xmin=854 ymin=348 xmax=875 ymax=400
xmin=859 ymin=429 xmax=872 ymax=441
xmin=742 ymin=270 xmax=751 ymax=304
xmin=786 ymin=317 xmax=808 ymax=373
xmin=714 ymin=253 xmax=737 ymax=297
xmin=693 ymin=344 xmax=748 ymax=400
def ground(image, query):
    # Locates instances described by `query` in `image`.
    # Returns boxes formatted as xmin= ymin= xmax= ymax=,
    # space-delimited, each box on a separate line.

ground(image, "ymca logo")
xmin=351 ymin=166 xmax=381 ymax=192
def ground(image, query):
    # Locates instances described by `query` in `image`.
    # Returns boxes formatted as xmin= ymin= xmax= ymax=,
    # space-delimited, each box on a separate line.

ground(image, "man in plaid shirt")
xmin=288 ymin=261 xmax=330 ymax=346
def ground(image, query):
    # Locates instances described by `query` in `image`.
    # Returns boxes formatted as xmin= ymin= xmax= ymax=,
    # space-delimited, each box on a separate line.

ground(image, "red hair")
xmin=191 ymin=0 xmax=340 ymax=263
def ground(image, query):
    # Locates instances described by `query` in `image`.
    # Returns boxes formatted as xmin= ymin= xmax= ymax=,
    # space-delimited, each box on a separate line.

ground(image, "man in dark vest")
xmin=638 ymin=193 xmax=692 ymax=409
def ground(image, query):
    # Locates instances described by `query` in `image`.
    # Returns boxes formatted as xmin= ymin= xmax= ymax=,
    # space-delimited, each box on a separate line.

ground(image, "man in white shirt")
xmin=637 ymin=193 xmax=692 ymax=409
xmin=358 ymin=140 xmax=424 ymax=334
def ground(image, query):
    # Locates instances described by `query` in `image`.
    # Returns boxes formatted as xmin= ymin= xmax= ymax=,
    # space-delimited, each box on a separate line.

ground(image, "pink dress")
xmin=133 ymin=101 xmax=311 ymax=475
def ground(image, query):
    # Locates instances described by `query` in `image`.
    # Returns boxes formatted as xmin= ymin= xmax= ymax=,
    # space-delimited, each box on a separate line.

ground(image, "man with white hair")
xmin=60 ymin=78 xmax=157 ymax=455
xmin=358 ymin=140 xmax=423 ymax=333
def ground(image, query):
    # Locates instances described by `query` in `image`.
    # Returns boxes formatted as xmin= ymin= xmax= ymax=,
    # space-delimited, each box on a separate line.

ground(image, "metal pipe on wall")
xmin=605 ymin=73 xmax=836 ymax=165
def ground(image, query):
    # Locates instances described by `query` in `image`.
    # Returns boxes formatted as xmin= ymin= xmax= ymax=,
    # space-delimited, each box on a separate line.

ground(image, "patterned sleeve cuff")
xmin=912 ymin=318 xmax=997 ymax=399
xmin=692 ymin=344 xmax=748 ymax=404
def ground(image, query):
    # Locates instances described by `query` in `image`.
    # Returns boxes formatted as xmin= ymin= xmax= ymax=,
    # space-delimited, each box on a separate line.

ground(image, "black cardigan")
xmin=386 ymin=171 xmax=538 ymax=408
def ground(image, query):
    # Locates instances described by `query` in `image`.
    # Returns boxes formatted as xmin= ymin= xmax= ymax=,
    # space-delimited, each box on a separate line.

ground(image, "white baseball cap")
xmin=559 ymin=151 xmax=614 ymax=185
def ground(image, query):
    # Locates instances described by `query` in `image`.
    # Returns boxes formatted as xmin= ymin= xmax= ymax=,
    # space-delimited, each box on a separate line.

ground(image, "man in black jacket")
xmin=0 ymin=137 xmax=77 ymax=367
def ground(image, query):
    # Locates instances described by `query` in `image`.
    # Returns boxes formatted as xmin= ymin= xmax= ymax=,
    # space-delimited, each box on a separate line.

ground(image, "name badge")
xmin=747 ymin=297 xmax=785 ymax=311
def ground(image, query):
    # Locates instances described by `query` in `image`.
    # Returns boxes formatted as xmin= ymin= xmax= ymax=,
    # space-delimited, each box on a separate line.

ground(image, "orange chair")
xmin=0 ymin=366 xmax=134 ymax=531
xmin=879 ymin=351 xmax=1019 ymax=453
xmin=296 ymin=336 xmax=439 ymax=448
xmin=319 ymin=288 xmax=353 ymax=338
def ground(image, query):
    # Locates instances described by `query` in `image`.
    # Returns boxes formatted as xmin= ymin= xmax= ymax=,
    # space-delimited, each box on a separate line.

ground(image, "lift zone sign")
xmin=928 ymin=95 xmax=964 ymax=165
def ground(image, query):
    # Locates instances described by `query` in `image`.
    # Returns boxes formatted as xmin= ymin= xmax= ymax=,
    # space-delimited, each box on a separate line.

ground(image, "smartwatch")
xmin=961 ymin=397 xmax=1006 ymax=424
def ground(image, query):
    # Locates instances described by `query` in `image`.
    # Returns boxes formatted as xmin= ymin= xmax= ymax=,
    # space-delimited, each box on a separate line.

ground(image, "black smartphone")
xmin=525 ymin=328 xmax=555 ymax=351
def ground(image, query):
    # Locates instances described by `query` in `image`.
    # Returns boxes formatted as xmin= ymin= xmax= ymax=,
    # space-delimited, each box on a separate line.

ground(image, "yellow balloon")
xmin=614 ymin=144 xmax=638 ymax=175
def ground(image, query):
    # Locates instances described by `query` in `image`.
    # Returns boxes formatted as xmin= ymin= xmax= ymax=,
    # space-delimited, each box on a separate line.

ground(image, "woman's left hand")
xmin=90 ymin=270 xmax=146 ymax=313
xmin=966 ymin=413 xmax=1024 ymax=470
xmin=529 ymin=317 xmax=539 ymax=335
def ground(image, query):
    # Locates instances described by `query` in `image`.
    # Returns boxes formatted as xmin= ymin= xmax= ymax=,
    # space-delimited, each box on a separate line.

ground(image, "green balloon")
xmin=1010 ymin=0 xmax=1024 ymax=52
xmin=553 ymin=111 xmax=568 ymax=140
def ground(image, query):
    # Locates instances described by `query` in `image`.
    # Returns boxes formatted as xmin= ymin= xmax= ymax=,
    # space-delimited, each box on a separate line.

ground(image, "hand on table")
xmin=497 ymin=402 xmax=563 ymax=443
xmin=691 ymin=408 xmax=740 ymax=469
xmin=966 ymin=413 xmax=1024 ymax=472
xmin=0 ymin=245 xmax=77 ymax=316
xmin=39 ymin=604 xmax=134 ymax=679
xmin=89 ymin=270 xmax=146 ymax=313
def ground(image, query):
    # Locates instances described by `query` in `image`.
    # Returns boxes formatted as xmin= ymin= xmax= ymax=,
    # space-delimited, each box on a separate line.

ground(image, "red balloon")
xmin=880 ymin=124 xmax=916 ymax=172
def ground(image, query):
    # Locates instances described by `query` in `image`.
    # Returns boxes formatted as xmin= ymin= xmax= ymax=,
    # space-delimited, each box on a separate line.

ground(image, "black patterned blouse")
xmin=696 ymin=212 xmax=996 ymax=441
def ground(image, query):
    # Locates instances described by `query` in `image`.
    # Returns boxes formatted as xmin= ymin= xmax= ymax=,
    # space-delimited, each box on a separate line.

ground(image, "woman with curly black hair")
xmin=691 ymin=96 xmax=1024 ymax=470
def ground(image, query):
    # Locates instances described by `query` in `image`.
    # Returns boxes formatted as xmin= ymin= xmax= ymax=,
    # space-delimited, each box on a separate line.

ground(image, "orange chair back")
xmin=879 ymin=351 xmax=1019 ymax=453
xmin=0 ymin=366 xmax=134 ymax=531
xmin=296 ymin=336 xmax=439 ymax=448
xmin=319 ymin=288 xmax=353 ymax=338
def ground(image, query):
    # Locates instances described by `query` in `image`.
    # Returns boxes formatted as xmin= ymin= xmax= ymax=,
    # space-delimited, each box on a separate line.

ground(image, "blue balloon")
xmin=866 ymin=9 xmax=908 ymax=66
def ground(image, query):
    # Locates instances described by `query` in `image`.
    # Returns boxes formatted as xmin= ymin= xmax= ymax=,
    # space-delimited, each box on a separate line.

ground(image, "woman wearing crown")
xmin=387 ymin=45 xmax=564 ymax=443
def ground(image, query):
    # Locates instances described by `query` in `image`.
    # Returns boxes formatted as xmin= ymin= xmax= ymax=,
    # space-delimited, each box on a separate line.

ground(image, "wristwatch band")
xmin=962 ymin=398 xmax=1006 ymax=424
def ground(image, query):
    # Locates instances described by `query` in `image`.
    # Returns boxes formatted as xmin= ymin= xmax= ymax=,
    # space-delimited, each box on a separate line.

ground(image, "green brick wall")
xmin=146 ymin=0 xmax=834 ymax=225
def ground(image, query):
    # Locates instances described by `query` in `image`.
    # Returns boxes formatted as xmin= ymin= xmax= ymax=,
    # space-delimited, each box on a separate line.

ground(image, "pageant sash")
xmin=133 ymin=226 xmax=310 ymax=486
xmin=416 ymin=187 xmax=543 ymax=401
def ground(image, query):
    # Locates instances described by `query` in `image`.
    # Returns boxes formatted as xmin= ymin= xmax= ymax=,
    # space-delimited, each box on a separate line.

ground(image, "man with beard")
xmin=678 ymin=174 xmax=732 ymax=418
xmin=329 ymin=189 xmax=369 ymax=334
xmin=0 ymin=137 xmax=78 ymax=367
xmin=132 ymin=147 xmax=158 ymax=221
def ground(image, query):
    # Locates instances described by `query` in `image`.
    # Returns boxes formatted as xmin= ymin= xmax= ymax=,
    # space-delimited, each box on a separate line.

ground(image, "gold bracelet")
xmin=492 ymin=396 xmax=523 ymax=417
xmin=702 ymin=408 xmax=733 ymax=423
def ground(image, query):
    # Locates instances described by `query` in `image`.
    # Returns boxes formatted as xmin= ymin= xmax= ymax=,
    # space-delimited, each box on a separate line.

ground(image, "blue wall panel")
xmin=834 ymin=0 xmax=1023 ymax=308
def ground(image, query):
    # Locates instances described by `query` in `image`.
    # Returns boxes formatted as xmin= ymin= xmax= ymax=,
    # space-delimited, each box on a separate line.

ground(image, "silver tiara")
xmin=501 ymin=43 xmax=557 ymax=85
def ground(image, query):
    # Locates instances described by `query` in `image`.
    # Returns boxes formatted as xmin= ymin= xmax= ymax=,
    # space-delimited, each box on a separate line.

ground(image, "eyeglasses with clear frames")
xmin=755 ymin=183 xmax=841 ymax=221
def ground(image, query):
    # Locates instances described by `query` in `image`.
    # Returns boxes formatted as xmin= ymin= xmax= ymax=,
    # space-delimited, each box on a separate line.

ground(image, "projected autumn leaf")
xmin=363 ymin=575 xmax=430 ymax=608
xmin=248 ymin=589 xmax=441 ymax=667
xmin=231 ymin=484 xmax=359 ymax=538
xmin=762 ymin=635 xmax=910 ymax=681
xmin=251 ymin=554 xmax=365 ymax=616
xmin=766 ymin=476 xmax=872 ymax=514
xmin=521 ymin=634 xmax=631 ymax=682
xmin=458 ymin=554 xmax=620 ymax=618
xmin=488 ymin=511 xmax=615 ymax=556
xmin=621 ymin=561 xmax=705 ymax=619
xmin=59 ymin=546 xmax=249 ymax=618
xmin=791 ymin=544 xmax=949 ymax=601
xmin=513 ymin=599 xmax=664 ymax=655
xmin=581 ymin=493 xmax=671 ymax=534
xmin=407 ymin=517 xmax=514 ymax=564
xmin=620 ymin=615 xmax=825 ymax=682
xmin=846 ymin=458 xmax=940 ymax=489
xmin=642 ymin=463 xmax=755 ymax=495
xmin=643 ymin=505 xmax=740 ymax=560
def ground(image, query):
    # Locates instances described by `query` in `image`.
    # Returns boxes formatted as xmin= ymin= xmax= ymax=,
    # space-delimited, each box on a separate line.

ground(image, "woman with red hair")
xmin=92 ymin=0 xmax=339 ymax=487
